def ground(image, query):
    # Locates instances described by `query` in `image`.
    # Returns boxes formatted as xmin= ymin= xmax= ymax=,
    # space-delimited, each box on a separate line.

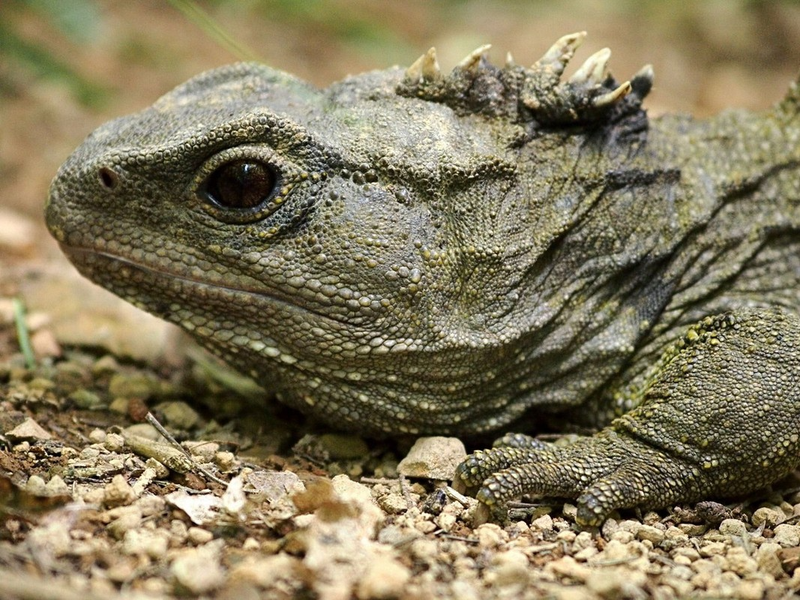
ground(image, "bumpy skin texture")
xmin=46 ymin=34 xmax=800 ymax=525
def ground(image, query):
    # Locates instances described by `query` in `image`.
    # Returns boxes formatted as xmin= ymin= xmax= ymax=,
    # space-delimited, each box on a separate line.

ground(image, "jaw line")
xmin=57 ymin=243 xmax=355 ymax=327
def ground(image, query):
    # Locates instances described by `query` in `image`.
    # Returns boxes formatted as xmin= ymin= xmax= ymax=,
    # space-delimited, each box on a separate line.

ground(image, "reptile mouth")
xmin=57 ymin=244 xmax=354 ymax=329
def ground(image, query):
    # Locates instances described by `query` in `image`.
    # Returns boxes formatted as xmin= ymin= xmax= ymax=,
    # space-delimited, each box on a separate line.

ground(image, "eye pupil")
xmin=207 ymin=160 xmax=276 ymax=209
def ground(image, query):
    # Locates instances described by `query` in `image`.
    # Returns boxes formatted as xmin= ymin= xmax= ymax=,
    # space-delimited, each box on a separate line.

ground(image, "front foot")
xmin=454 ymin=431 xmax=691 ymax=527
xmin=454 ymin=310 xmax=800 ymax=527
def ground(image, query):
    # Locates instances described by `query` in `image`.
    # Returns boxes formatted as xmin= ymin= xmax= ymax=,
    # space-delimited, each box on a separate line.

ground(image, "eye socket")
xmin=205 ymin=160 xmax=278 ymax=210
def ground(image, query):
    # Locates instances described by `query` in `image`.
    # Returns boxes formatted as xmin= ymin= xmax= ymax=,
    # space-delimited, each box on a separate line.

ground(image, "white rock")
xmin=171 ymin=540 xmax=226 ymax=594
xmin=397 ymin=437 xmax=466 ymax=480
xmin=751 ymin=506 xmax=785 ymax=528
xmin=636 ymin=524 xmax=665 ymax=544
xmin=122 ymin=528 xmax=169 ymax=559
xmin=6 ymin=417 xmax=52 ymax=441
xmin=724 ymin=546 xmax=757 ymax=576
xmin=355 ymin=555 xmax=411 ymax=599
xmin=773 ymin=523 xmax=800 ymax=547
xmin=490 ymin=549 xmax=530 ymax=587
xmin=718 ymin=518 xmax=747 ymax=537
xmin=756 ymin=542 xmax=785 ymax=578
xmin=103 ymin=474 xmax=135 ymax=507
xmin=246 ymin=470 xmax=304 ymax=502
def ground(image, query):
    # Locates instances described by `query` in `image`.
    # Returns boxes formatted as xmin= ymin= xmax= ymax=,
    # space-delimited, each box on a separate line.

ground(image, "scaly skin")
xmin=45 ymin=34 xmax=800 ymax=525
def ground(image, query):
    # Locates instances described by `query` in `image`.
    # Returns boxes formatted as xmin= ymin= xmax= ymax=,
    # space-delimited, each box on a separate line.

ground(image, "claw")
xmin=457 ymin=44 xmax=492 ymax=75
xmin=471 ymin=502 xmax=492 ymax=526
xmin=405 ymin=47 xmax=440 ymax=82
xmin=569 ymin=47 xmax=611 ymax=85
xmin=505 ymin=51 xmax=516 ymax=68
xmin=534 ymin=31 xmax=587 ymax=75
xmin=592 ymin=80 xmax=632 ymax=108
xmin=451 ymin=475 xmax=467 ymax=495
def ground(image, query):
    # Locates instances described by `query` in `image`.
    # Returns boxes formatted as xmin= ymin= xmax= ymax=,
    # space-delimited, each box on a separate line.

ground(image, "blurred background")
xmin=1 ymin=0 xmax=799 ymax=359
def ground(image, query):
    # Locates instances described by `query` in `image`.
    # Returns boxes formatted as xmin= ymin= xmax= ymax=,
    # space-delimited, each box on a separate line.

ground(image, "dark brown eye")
xmin=206 ymin=160 xmax=277 ymax=209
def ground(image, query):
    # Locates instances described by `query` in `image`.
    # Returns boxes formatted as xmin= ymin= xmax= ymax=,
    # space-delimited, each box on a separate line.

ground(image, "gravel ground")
xmin=3 ymin=336 xmax=800 ymax=599
xmin=3 ymin=2 xmax=800 ymax=598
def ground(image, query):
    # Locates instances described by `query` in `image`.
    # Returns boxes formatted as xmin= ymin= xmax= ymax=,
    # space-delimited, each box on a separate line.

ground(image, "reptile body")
xmin=46 ymin=34 xmax=800 ymax=525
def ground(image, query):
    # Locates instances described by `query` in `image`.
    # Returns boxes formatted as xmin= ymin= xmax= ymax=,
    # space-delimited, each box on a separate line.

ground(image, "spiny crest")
xmin=396 ymin=32 xmax=654 ymax=127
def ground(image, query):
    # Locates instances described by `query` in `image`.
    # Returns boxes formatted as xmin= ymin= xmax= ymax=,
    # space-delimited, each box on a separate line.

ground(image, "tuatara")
xmin=46 ymin=33 xmax=800 ymax=526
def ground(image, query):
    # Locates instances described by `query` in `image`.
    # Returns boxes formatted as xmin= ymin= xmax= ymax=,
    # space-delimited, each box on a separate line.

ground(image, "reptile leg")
xmin=453 ymin=309 xmax=800 ymax=526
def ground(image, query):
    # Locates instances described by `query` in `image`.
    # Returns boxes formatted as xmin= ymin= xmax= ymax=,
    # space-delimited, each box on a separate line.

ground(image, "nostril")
xmin=98 ymin=166 xmax=119 ymax=190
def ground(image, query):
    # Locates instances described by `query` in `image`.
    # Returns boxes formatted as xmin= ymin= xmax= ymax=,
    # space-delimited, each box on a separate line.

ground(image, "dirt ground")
xmin=3 ymin=1 xmax=800 ymax=598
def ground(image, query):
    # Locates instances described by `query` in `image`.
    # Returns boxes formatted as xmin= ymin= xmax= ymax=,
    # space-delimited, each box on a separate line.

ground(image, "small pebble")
xmin=698 ymin=541 xmax=727 ymax=557
xmin=476 ymin=523 xmax=507 ymax=549
xmin=378 ymin=492 xmax=409 ymax=515
xmin=171 ymin=540 xmax=226 ymax=594
xmin=25 ymin=475 xmax=47 ymax=496
xmin=586 ymin=567 xmax=647 ymax=598
xmin=188 ymin=527 xmax=214 ymax=545
xmin=215 ymin=451 xmax=236 ymax=471
xmin=752 ymin=506 xmax=786 ymax=528
xmin=773 ymin=524 xmax=800 ymax=547
xmin=246 ymin=470 xmax=304 ymax=502
xmin=531 ymin=514 xmax=554 ymax=532
xmin=89 ymin=428 xmax=107 ymax=443
xmin=636 ymin=524 xmax=665 ymax=545
xmin=157 ymin=401 xmax=201 ymax=430
xmin=672 ymin=547 xmax=701 ymax=562
xmin=724 ymin=546 xmax=757 ymax=576
xmin=489 ymin=549 xmax=530 ymax=587
xmin=45 ymin=475 xmax=69 ymax=496
xmin=561 ymin=503 xmax=578 ymax=521
xmin=572 ymin=531 xmax=594 ymax=551
xmin=317 ymin=433 xmax=370 ymax=459
xmin=136 ymin=494 xmax=166 ymax=517
xmin=183 ymin=440 xmax=219 ymax=461
xmin=756 ymin=542 xmax=785 ymax=578
xmin=435 ymin=511 xmax=457 ymax=532
xmin=122 ymin=528 xmax=168 ymax=559
xmin=242 ymin=537 xmax=260 ymax=551
xmin=106 ymin=507 xmax=143 ymax=539
xmin=356 ymin=555 xmax=411 ymax=599
xmin=718 ymin=518 xmax=747 ymax=537
xmin=92 ymin=355 xmax=120 ymax=376
xmin=104 ymin=432 xmax=125 ymax=452
xmin=108 ymin=373 xmax=158 ymax=399
xmin=103 ymin=474 xmax=136 ymax=507
xmin=69 ymin=389 xmax=104 ymax=409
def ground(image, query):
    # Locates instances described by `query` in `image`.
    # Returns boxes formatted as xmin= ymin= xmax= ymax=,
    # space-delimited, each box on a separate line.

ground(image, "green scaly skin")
xmin=45 ymin=33 xmax=800 ymax=525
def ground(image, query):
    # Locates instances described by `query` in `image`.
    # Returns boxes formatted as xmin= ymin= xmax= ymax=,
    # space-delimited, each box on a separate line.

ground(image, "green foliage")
xmin=0 ymin=0 xmax=108 ymax=107
xmin=24 ymin=0 xmax=102 ymax=43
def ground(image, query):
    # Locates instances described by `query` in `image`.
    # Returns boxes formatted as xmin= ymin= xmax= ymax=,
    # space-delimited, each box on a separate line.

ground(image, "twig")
xmin=166 ymin=0 xmax=260 ymax=62
xmin=436 ymin=532 xmax=479 ymax=544
xmin=398 ymin=473 xmax=415 ymax=510
xmin=360 ymin=477 xmax=401 ymax=485
xmin=442 ymin=486 xmax=473 ymax=506
xmin=126 ymin=412 xmax=229 ymax=486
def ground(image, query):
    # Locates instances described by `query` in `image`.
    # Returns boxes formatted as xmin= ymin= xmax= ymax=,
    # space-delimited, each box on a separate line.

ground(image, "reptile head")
xmin=46 ymin=35 xmax=658 ymax=436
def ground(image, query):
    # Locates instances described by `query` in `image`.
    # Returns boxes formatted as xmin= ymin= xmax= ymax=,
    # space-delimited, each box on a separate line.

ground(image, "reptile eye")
xmin=206 ymin=160 xmax=277 ymax=210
